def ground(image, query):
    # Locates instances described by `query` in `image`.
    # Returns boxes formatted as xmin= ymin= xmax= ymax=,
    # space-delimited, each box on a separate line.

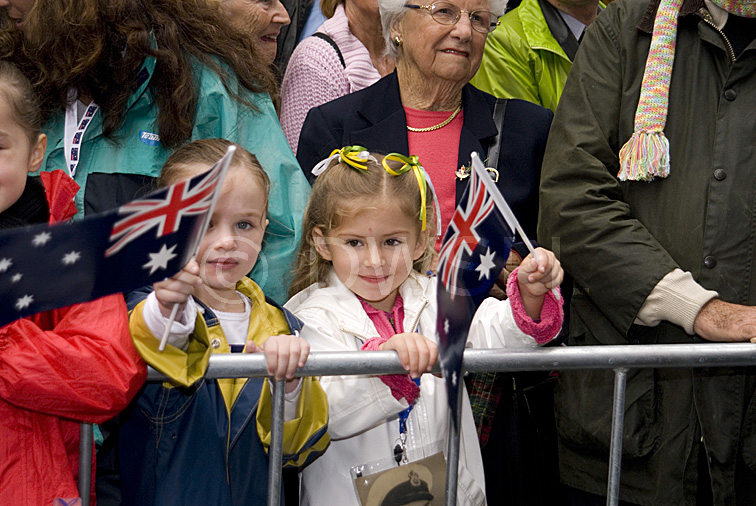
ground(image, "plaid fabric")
xmin=465 ymin=371 xmax=505 ymax=447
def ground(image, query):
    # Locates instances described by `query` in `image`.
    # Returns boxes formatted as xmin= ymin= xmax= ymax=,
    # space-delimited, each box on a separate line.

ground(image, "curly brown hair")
xmin=0 ymin=0 xmax=277 ymax=149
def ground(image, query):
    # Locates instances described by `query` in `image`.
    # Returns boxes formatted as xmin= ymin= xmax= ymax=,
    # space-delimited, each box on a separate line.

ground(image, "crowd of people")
xmin=0 ymin=0 xmax=754 ymax=505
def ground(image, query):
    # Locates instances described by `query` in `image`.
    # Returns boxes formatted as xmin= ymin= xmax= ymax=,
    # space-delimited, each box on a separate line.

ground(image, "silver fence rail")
xmin=78 ymin=343 xmax=756 ymax=506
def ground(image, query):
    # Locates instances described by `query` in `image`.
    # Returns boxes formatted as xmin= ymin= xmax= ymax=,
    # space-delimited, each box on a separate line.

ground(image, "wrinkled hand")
xmin=693 ymin=299 xmax=756 ymax=342
xmin=153 ymin=259 xmax=202 ymax=318
xmin=379 ymin=332 xmax=438 ymax=379
xmin=245 ymin=334 xmax=310 ymax=392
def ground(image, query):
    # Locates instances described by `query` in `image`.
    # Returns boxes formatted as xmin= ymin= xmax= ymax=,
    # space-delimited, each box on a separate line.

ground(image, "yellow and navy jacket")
xmin=119 ymin=278 xmax=329 ymax=506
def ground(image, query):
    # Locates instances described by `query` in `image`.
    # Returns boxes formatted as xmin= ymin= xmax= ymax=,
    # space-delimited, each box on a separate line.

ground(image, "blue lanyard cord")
xmin=394 ymin=377 xmax=420 ymax=465
xmin=398 ymin=377 xmax=422 ymax=434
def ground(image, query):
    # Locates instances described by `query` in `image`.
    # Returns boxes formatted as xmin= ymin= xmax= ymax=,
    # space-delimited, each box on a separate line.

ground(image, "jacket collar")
xmin=348 ymin=71 xmax=499 ymax=166
xmin=45 ymin=34 xmax=158 ymax=153
xmin=519 ymin=0 xmax=572 ymax=58
xmin=195 ymin=276 xmax=303 ymax=334
xmin=638 ymin=0 xmax=705 ymax=32
xmin=289 ymin=269 xmax=431 ymax=341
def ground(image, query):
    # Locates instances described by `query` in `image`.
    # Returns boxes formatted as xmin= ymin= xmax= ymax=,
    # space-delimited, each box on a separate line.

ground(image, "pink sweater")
xmin=280 ymin=4 xmax=382 ymax=154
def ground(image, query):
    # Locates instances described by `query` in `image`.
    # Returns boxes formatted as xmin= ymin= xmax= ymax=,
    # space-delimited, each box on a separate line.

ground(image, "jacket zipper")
xmin=698 ymin=8 xmax=736 ymax=63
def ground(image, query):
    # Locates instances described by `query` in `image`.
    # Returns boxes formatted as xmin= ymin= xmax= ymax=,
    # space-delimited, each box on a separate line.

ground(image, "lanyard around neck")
xmin=64 ymin=93 xmax=100 ymax=179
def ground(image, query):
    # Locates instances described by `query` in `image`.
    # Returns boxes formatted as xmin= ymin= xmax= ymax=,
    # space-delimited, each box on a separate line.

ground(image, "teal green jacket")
xmin=471 ymin=0 xmax=593 ymax=112
xmin=38 ymin=56 xmax=310 ymax=304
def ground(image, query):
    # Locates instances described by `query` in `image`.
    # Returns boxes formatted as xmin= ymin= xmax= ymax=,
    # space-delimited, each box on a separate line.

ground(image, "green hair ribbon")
xmin=382 ymin=153 xmax=429 ymax=231
xmin=311 ymin=145 xmax=374 ymax=176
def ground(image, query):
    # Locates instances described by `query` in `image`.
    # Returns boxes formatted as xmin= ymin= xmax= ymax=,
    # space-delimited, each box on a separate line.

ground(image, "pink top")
xmin=280 ymin=4 xmax=382 ymax=154
xmin=404 ymin=106 xmax=464 ymax=250
xmin=359 ymin=294 xmax=421 ymax=404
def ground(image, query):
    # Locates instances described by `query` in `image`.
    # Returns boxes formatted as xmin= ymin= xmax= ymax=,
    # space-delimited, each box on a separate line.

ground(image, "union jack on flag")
xmin=438 ymin=163 xmax=498 ymax=298
xmin=0 ymin=147 xmax=234 ymax=328
xmin=106 ymin=160 xmax=225 ymax=256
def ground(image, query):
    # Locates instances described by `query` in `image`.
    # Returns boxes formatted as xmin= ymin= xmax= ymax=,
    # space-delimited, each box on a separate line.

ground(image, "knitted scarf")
xmin=617 ymin=0 xmax=756 ymax=181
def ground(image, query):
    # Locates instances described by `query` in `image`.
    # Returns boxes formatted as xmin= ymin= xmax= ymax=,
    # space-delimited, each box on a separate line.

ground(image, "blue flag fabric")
xmin=436 ymin=153 xmax=517 ymax=424
xmin=0 ymin=149 xmax=232 ymax=327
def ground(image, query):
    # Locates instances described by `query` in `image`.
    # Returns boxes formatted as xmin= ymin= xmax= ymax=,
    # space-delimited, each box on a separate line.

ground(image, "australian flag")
xmin=436 ymin=152 xmax=520 ymax=425
xmin=0 ymin=147 xmax=234 ymax=327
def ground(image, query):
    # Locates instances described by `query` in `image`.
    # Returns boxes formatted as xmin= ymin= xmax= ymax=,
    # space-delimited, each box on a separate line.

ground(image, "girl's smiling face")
xmin=313 ymin=201 xmax=428 ymax=312
xmin=190 ymin=164 xmax=268 ymax=307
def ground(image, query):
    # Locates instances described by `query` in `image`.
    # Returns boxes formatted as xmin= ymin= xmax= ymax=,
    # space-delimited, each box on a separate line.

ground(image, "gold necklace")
xmin=406 ymin=104 xmax=463 ymax=133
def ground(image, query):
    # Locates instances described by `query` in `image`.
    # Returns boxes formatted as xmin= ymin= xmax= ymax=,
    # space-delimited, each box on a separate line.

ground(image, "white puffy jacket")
xmin=285 ymin=270 xmax=558 ymax=506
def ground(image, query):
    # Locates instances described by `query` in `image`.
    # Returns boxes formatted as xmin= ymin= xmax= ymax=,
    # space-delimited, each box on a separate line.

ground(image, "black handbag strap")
xmin=486 ymin=98 xmax=508 ymax=168
xmin=311 ymin=32 xmax=346 ymax=68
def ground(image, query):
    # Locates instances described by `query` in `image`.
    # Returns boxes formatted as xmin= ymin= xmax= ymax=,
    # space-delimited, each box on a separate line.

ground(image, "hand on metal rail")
xmin=379 ymin=332 xmax=439 ymax=379
xmin=245 ymin=334 xmax=311 ymax=392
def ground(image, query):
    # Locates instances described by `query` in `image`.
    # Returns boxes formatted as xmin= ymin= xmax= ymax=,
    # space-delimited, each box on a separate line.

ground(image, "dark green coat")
xmin=538 ymin=0 xmax=756 ymax=503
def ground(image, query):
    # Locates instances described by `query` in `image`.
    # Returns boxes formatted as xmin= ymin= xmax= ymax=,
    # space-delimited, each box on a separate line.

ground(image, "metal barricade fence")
xmin=78 ymin=343 xmax=756 ymax=506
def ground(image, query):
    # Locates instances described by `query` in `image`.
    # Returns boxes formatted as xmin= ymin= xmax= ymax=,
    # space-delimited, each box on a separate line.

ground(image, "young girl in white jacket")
xmin=286 ymin=148 xmax=564 ymax=506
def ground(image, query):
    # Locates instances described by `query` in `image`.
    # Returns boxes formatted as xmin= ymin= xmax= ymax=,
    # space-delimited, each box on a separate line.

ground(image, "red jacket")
xmin=0 ymin=171 xmax=146 ymax=505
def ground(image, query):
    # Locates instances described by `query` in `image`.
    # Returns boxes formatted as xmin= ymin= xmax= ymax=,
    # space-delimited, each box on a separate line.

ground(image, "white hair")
xmin=379 ymin=0 xmax=508 ymax=58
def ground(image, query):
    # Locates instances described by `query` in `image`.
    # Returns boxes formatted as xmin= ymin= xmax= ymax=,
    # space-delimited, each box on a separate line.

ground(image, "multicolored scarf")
xmin=618 ymin=0 xmax=756 ymax=181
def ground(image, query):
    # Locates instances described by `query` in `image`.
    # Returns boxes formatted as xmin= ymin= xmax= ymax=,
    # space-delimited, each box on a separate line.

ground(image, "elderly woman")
xmin=296 ymin=0 xmax=555 ymax=503
xmin=280 ymin=0 xmax=395 ymax=153
xmin=297 ymin=0 xmax=551 ymax=244
xmin=218 ymin=0 xmax=291 ymax=64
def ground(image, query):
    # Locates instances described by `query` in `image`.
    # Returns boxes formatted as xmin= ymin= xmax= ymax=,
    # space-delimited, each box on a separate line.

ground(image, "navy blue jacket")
xmin=297 ymin=71 xmax=553 ymax=237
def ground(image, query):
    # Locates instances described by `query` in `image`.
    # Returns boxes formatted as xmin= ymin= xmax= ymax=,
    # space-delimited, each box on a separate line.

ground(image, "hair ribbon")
xmin=311 ymin=146 xmax=376 ymax=176
xmin=382 ymin=153 xmax=441 ymax=234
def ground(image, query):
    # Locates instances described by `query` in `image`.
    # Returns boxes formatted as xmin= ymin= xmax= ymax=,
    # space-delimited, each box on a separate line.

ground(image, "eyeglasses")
xmin=404 ymin=2 xmax=500 ymax=34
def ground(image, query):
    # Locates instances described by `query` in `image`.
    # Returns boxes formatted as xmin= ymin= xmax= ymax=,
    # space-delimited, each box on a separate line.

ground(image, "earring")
xmin=393 ymin=36 xmax=403 ymax=47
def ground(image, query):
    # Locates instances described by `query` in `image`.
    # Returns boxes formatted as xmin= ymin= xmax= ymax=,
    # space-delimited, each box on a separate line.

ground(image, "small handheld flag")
xmin=436 ymin=152 xmax=523 ymax=425
xmin=0 ymin=148 xmax=233 ymax=328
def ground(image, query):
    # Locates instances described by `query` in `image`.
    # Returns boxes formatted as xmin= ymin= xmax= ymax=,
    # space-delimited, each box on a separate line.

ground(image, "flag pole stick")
xmin=158 ymin=145 xmax=236 ymax=352
xmin=158 ymin=303 xmax=180 ymax=352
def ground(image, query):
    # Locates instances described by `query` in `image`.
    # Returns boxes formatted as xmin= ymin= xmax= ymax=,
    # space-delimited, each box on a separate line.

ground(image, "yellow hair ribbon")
xmin=382 ymin=153 xmax=428 ymax=231
xmin=335 ymin=145 xmax=372 ymax=172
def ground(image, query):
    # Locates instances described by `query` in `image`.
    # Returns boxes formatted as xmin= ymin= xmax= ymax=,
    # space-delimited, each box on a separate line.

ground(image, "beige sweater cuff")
xmin=634 ymin=269 xmax=719 ymax=335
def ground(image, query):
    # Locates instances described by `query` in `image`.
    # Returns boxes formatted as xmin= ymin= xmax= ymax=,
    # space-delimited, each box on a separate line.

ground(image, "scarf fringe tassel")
xmin=617 ymin=130 xmax=671 ymax=181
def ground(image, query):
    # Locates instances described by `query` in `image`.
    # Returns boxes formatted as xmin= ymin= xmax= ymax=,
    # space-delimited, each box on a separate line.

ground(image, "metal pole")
xmin=145 ymin=344 xmax=756 ymax=381
xmin=606 ymin=368 xmax=628 ymax=506
xmin=267 ymin=379 xmax=286 ymax=506
xmin=444 ymin=383 xmax=465 ymax=506
xmin=78 ymin=422 xmax=94 ymax=506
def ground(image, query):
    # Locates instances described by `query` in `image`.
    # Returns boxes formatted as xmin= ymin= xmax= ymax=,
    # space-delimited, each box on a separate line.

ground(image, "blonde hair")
xmin=0 ymin=61 xmax=41 ymax=146
xmin=158 ymin=138 xmax=270 ymax=214
xmin=289 ymin=153 xmax=436 ymax=297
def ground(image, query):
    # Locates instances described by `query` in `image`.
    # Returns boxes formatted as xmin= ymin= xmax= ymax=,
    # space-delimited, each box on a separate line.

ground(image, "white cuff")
xmin=634 ymin=269 xmax=719 ymax=335
xmin=266 ymin=378 xmax=304 ymax=421
xmin=143 ymin=292 xmax=198 ymax=350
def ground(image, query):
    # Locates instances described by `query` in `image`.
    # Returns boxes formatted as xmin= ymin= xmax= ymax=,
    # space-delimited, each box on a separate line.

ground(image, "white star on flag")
xmin=15 ymin=294 xmax=34 ymax=310
xmin=11 ymin=273 xmax=22 ymax=283
xmin=143 ymin=244 xmax=178 ymax=275
xmin=475 ymin=247 xmax=496 ymax=280
xmin=62 ymin=251 xmax=82 ymax=265
xmin=32 ymin=232 xmax=52 ymax=247
xmin=0 ymin=257 xmax=11 ymax=272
